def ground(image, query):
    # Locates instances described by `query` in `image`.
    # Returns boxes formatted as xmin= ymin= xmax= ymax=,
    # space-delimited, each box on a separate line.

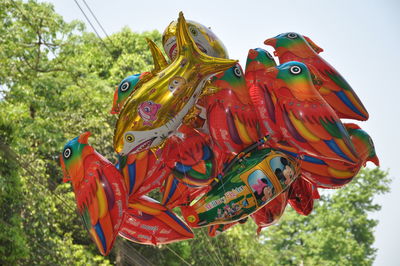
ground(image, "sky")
xmin=39 ymin=0 xmax=399 ymax=264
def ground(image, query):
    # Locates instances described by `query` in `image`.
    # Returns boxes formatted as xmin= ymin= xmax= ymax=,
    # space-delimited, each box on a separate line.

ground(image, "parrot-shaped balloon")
xmin=264 ymin=61 xmax=360 ymax=170
xmin=245 ymin=48 xmax=281 ymax=141
xmin=119 ymin=195 xmax=194 ymax=245
xmin=114 ymin=12 xmax=237 ymax=156
xmin=344 ymin=123 xmax=379 ymax=166
xmin=110 ymin=39 xmax=168 ymax=115
xmin=264 ymin=32 xmax=369 ymax=121
xmin=205 ymin=63 xmax=261 ymax=154
xmin=162 ymin=174 xmax=209 ymax=209
xmin=116 ymin=149 xmax=170 ymax=199
xmin=163 ymin=125 xmax=221 ymax=187
xmin=277 ymin=123 xmax=378 ymax=188
xmin=111 ymin=72 xmax=152 ymax=114
xmin=60 ymin=132 xmax=128 ymax=255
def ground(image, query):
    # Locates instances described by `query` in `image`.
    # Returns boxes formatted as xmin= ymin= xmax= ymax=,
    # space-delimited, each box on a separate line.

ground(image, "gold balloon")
xmin=111 ymin=40 xmax=168 ymax=115
xmin=163 ymin=19 xmax=229 ymax=60
xmin=113 ymin=12 xmax=237 ymax=156
xmin=145 ymin=38 xmax=168 ymax=73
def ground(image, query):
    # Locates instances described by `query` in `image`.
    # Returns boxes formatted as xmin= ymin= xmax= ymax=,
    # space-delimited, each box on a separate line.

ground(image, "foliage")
xmin=0 ymin=0 xmax=160 ymax=264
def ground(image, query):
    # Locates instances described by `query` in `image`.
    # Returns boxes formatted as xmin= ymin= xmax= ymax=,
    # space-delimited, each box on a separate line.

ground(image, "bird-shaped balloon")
xmin=264 ymin=61 xmax=360 ymax=170
xmin=116 ymin=149 xmax=169 ymax=199
xmin=345 ymin=123 xmax=379 ymax=166
xmin=60 ymin=132 xmax=128 ymax=255
xmin=245 ymin=48 xmax=281 ymax=141
xmin=264 ymin=33 xmax=369 ymax=121
xmin=119 ymin=195 xmax=194 ymax=245
xmin=205 ymin=63 xmax=261 ymax=154
xmin=114 ymin=12 xmax=237 ymax=156
xmin=163 ymin=125 xmax=221 ymax=187
xmin=277 ymin=123 xmax=378 ymax=188
xmin=111 ymin=72 xmax=152 ymax=114
xmin=110 ymin=39 xmax=168 ymax=115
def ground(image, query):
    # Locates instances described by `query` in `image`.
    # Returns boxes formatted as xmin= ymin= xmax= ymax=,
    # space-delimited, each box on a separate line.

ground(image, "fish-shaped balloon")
xmin=60 ymin=132 xmax=128 ymax=255
xmin=113 ymin=12 xmax=237 ymax=156
xmin=264 ymin=33 xmax=369 ymax=121
xmin=110 ymin=39 xmax=168 ymax=114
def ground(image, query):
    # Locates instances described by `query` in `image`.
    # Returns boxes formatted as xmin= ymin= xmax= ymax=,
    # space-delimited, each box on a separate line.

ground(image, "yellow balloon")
xmin=113 ymin=12 xmax=237 ymax=156
xmin=163 ymin=19 xmax=229 ymax=60
xmin=145 ymin=38 xmax=168 ymax=73
xmin=111 ymin=40 xmax=168 ymax=115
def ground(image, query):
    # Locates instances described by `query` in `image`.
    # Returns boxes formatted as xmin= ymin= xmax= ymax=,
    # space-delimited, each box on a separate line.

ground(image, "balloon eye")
xmin=144 ymin=107 xmax=150 ymax=112
xmin=173 ymin=80 xmax=179 ymax=85
xmin=147 ymin=101 xmax=153 ymax=105
xmin=120 ymin=82 xmax=130 ymax=92
xmin=169 ymin=85 xmax=174 ymax=91
xmin=125 ymin=134 xmax=135 ymax=143
xmin=189 ymin=27 xmax=198 ymax=36
xmin=289 ymin=65 xmax=302 ymax=75
xmin=63 ymin=148 xmax=72 ymax=159
xmin=233 ymin=66 xmax=242 ymax=77
xmin=266 ymin=51 xmax=274 ymax=60
xmin=287 ymin=33 xmax=298 ymax=39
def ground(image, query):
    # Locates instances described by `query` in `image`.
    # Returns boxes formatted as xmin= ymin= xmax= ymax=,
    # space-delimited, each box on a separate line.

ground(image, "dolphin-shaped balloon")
xmin=113 ymin=12 xmax=237 ymax=156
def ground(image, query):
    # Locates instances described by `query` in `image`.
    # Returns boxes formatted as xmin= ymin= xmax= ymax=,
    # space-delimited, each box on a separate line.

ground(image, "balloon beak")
xmin=78 ymin=131 xmax=91 ymax=144
xmin=264 ymin=38 xmax=277 ymax=47
xmin=110 ymin=86 xmax=119 ymax=114
xmin=369 ymin=155 xmax=380 ymax=167
xmin=59 ymin=155 xmax=71 ymax=182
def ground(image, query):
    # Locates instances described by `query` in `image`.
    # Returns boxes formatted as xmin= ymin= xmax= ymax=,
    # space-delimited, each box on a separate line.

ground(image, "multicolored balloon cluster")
xmin=60 ymin=12 xmax=379 ymax=255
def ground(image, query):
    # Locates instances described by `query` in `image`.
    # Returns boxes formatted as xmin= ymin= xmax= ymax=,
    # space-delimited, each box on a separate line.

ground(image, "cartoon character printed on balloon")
xmin=137 ymin=101 xmax=162 ymax=126
xmin=168 ymin=76 xmax=187 ymax=96
xmin=250 ymin=172 xmax=275 ymax=204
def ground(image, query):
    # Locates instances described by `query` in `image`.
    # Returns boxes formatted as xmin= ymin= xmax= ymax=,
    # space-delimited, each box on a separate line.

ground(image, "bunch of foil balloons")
xmin=60 ymin=12 xmax=378 ymax=255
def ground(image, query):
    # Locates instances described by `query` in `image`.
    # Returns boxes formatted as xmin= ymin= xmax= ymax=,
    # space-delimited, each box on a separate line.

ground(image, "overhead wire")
xmin=71 ymin=0 xmax=113 ymax=56
xmin=81 ymin=0 xmax=117 ymax=48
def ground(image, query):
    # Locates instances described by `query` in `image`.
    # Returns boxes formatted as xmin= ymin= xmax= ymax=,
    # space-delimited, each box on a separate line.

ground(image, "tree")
xmin=0 ymin=0 xmax=160 ymax=263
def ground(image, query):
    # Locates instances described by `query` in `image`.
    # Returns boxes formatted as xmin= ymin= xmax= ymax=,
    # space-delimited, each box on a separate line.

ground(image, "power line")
xmin=72 ymin=0 xmax=113 ymax=56
xmin=81 ymin=0 xmax=116 ymax=48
